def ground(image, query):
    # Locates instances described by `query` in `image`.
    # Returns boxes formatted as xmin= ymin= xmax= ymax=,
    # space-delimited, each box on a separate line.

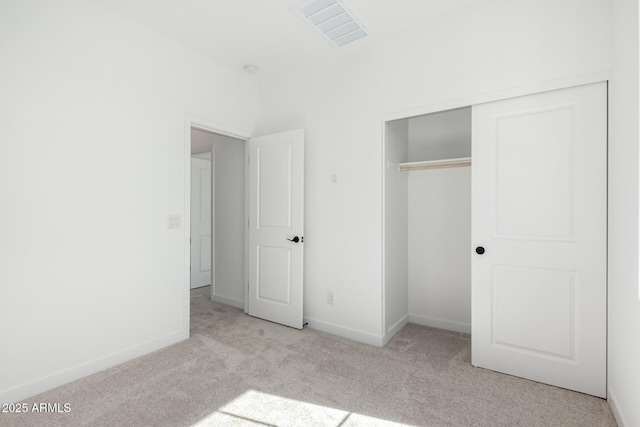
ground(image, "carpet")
xmin=0 ymin=286 xmax=616 ymax=426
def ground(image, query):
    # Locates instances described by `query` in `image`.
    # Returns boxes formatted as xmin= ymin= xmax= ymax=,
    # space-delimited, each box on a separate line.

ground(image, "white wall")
xmin=408 ymin=168 xmax=471 ymax=333
xmin=254 ymin=0 xmax=612 ymax=345
xmin=384 ymin=120 xmax=409 ymax=340
xmin=406 ymin=108 xmax=472 ymax=333
xmin=608 ymin=0 xmax=640 ymax=425
xmin=0 ymin=0 xmax=256 ymax=403
xmin=212 ymin=136 xmax=245 ymax=307
xmin=408 ymin=108 xmax=471 ymax=162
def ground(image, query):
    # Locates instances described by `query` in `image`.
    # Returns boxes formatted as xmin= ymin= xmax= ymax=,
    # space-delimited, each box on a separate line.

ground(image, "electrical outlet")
xmin=327 ymin=291 xmax=334 ymax=305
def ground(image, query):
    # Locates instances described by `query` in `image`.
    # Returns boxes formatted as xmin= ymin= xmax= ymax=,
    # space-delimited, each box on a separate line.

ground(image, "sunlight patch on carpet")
xmin=192 ymin=389 xmax=414 ymax=427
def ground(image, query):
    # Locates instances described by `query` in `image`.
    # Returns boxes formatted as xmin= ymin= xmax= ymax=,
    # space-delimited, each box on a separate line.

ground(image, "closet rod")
xmin=400 ymin=162 xmax=471 ymax=172
xmin=398 ymin=157 xmax=471 ymax=172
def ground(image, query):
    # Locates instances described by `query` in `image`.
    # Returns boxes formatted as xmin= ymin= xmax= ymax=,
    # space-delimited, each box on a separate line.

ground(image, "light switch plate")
xmin=168 ymin=215 xmax=182 ymax=229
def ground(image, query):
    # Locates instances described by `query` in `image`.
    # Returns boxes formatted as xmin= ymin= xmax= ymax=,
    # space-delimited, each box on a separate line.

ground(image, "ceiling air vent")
xmin=295 ymin=0 xmax=367 ymax=47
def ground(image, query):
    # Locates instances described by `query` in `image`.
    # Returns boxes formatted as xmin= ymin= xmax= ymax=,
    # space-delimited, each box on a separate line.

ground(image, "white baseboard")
xmin=608 ymin=387 xmax=629 ymax=427
xmin=408 ymin=314 xmax=471 ymax=334
xmin=383 ymin=315 xmax=409 ymax=346
xmin=213 ymin=294 xmax=244 ymax=309
xmin=304 ymin=317 xmax=384 ymax=347
xmin=0 ymin=330 xmax=187 ymax=404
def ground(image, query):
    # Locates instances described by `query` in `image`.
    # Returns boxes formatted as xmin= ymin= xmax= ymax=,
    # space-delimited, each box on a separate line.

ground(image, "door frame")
xmin=183 ymin=114 xmax=251 ymax=336
xmin=380 ymin=70 xmax=611 ymax=346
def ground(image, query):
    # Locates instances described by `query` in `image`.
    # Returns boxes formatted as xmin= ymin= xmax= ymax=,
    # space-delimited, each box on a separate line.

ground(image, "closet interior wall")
xmin=384 ymin=107 xmax=472 ymax=339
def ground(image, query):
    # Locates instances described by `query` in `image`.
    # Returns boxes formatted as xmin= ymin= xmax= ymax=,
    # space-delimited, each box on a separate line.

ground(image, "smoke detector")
xmin=243 ymin=65 xmax=258 ymax=74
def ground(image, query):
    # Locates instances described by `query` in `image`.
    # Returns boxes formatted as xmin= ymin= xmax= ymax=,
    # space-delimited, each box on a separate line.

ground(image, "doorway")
xmin=183 ymin=117 xmax=306 ymax=333
xmin=188 ymin=122 xmax=247 ymax=308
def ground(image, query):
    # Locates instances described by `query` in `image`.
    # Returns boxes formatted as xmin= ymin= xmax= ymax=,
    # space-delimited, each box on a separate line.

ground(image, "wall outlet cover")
xmin=168 ymin=215 xmax=182 ymax=229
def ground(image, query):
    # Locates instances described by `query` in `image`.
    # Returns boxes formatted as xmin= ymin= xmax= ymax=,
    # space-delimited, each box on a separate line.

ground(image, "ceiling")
xmin=94 ymin=0 xmax=482 ymax=76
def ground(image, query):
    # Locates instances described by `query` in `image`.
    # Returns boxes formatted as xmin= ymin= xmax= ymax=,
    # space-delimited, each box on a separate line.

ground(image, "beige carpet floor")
xmin=1 ymin=286 xmax=616 ymax=426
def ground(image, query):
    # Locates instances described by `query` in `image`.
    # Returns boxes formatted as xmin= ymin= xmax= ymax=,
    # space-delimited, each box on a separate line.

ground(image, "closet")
xmin=383 ymin=82 xmax=607 ymax=398
xmin=384 ymin=107 xmax=472 ymax=337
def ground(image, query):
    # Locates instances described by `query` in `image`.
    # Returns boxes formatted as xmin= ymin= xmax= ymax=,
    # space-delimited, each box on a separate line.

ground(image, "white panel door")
xmin=248 ymin=129 xmax=304 ymax=329
xmin=471 ymin=83 xmax=607 ymax=397
xmin=190 ymin=157 xmax=212 ymax=289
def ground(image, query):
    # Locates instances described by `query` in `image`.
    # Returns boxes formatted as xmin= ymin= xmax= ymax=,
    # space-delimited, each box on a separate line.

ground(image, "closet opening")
xmin=383 ymin=82 xmax=607 ymax=397
xmin=383 ymin=106 xmax=472 ymax=342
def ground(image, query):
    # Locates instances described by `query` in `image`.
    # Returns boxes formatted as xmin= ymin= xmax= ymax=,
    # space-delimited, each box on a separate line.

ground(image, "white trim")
xmin=187 ymin=114 xmax=251 ymax=140
xmin=608 ymin=388 xmax=629 ymax=427
xmin=383 ymin=315 xmax=409 ymax=346
xmin=304 ymin=317 xmax=385 ymax=347
xmin=184 ymin=114 xmax=251 ymax=338
xmin=213 ymin=294 xmax=245 ymax=309
xmin=183 ymin=118 xmax=192 ymax=340
xmin=384 ymin=70 xmax=612 ymax=121
xmin=244 ymin=139 xmax=250 ymax=313
xmin=380 ymin=120 xmax=387 ymax=339
xmin=409 ymin=314 xmax=471 ymax=334
xmin=210 ymin=146 xmax=216 ymax=299
xmin=0 ymin=330 xmax=184 ymax=404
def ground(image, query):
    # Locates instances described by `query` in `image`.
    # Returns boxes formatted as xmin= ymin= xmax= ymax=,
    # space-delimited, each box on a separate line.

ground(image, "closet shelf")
xmin=398 ymin=157 xmax=471 ymax=172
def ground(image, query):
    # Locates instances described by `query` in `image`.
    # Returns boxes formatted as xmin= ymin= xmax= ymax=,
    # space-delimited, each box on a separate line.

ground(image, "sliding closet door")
xmin=471 ymin=82 xmax=607 ymax=397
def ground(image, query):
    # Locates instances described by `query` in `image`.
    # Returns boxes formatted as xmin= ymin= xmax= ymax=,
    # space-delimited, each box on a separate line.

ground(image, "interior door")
xmin=471 ymin=82 xmax=607 ymax=397
xmin=190 ymin=156 xmax=212 ymax=289
xmin=248 ymin=129 xmax=304 ymax=329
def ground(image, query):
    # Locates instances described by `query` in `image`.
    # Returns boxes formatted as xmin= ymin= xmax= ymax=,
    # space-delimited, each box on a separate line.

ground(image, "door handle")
xmin=475 ymin=246 xmax=485 ymax=255
xmin=287 ymin=236 xmax=300 ymax=243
